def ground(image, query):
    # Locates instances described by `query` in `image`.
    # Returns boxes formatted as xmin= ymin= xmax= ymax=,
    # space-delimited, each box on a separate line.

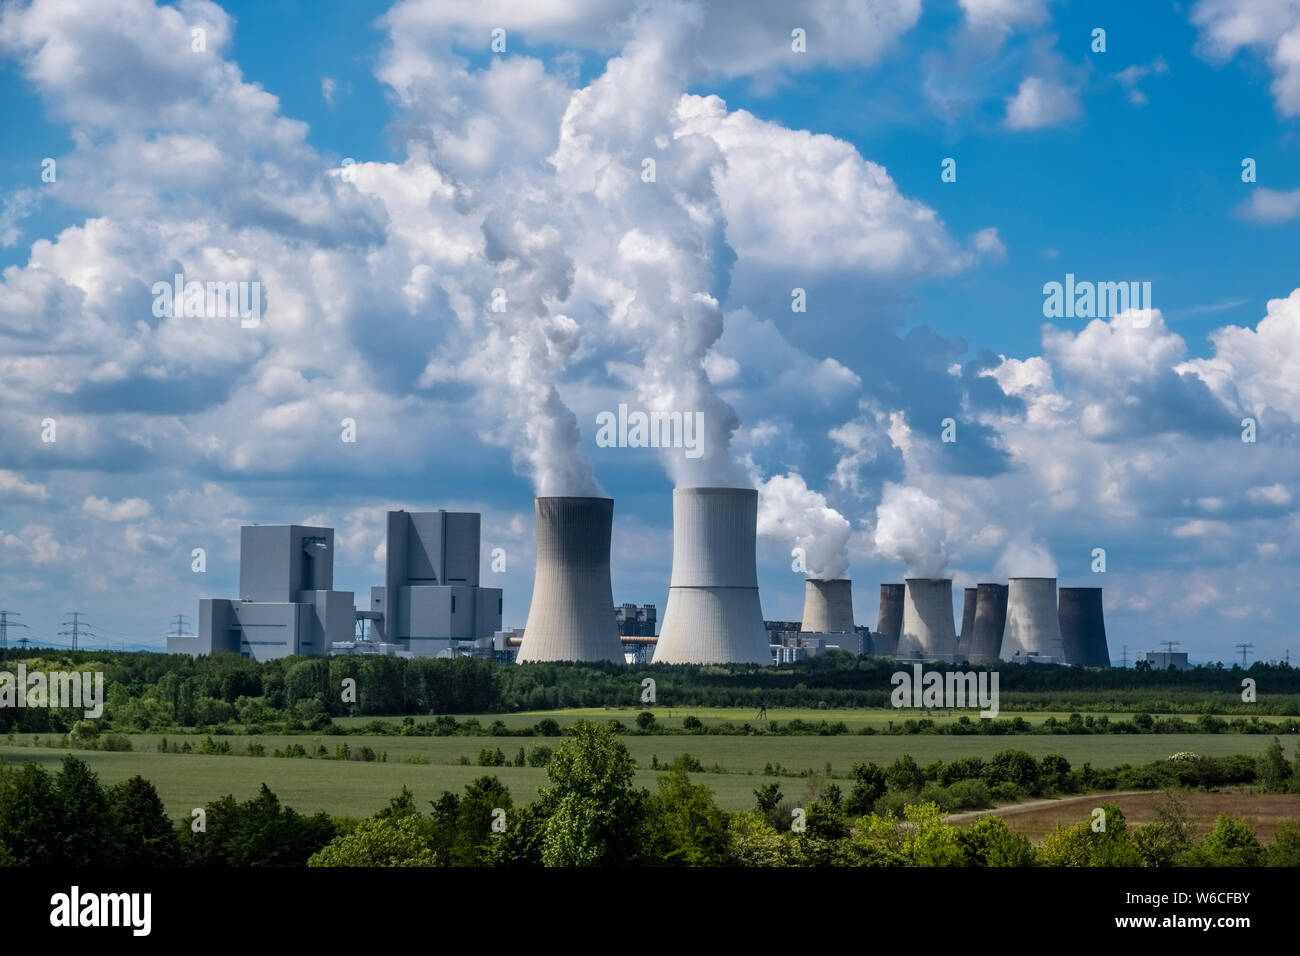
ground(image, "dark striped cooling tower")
xmin=956 ymin=587 xmax=977 ymax=659
xmin=1059 ymin=587 xmax=1110 ymax=667
xmin=875 ymin=583 xmax=904 ymax=657
xmin=967 ymin=583 xmax=1008 ymax=663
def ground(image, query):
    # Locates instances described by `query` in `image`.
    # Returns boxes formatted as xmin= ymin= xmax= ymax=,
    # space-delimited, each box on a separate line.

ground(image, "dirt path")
xmin=947 ymin=791 xmax=1150 ymax=824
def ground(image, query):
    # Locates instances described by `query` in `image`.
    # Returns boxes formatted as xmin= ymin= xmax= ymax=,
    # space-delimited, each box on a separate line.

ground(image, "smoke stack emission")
xmin=1059 ymin=587 xmax=1110 ymax=667
xmin=517 ymin=497 xmax=624 ymax=663
xmin=875 ymin=583 xmax=905 ymax=657
xmin=967 ymin=583 xmax=1009 ymax=663
xmin=1000 ymin=577 xmax=1065 ymax=661
xmin=653 ymin=487 xmax=770 ymax=664
xmin=801 ymin=579 xmax=854 ymax=633
xmin=897 ymin=578 xmax=958 ymax=661
xmin=956 ymin=587 xmax=978 ymax=659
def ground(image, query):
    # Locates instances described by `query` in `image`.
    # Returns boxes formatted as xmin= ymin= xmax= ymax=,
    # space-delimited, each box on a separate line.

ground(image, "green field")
xmin=2 ymin=730 xmax=1287 ymax=818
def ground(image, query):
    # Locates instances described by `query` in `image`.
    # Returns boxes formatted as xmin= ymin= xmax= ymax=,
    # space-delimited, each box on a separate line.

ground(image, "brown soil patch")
xmin=953 ymin=789 xmax=1300 ymax=843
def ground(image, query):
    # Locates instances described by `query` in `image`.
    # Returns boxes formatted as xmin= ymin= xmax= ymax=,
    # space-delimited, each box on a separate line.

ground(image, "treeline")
xmin=2 ymin=649 xmax=1298 ymax=738
xmin=4 ymin=727 xmax=1300 ymax=868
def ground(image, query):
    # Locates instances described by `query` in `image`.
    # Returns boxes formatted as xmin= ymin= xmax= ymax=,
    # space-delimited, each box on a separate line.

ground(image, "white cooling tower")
xmin=999 ymin=577 xmax=1065 ymax=662
xmin=653 ymin=487 xmax=770 ymax=665
xmin=516 ymin=497 xmax=624 ymax=664
xmin=801 ymin=579 xmax=855 ymax=633
xmin=896 ymin=578 xmax=958 ymax=661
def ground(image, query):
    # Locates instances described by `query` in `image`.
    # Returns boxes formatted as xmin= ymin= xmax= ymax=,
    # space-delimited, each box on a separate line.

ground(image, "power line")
xmin=0 ymin=610 xmax=29 ymax=650
xmin=59 ymin=612 xmax=94 ymax=651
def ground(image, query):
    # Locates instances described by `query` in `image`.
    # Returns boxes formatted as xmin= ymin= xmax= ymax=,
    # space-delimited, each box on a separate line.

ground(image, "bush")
xmin=526 ymin=746 xmax=553 ymax=768
xmin=477 ymin=747 xmax=506 ymax=767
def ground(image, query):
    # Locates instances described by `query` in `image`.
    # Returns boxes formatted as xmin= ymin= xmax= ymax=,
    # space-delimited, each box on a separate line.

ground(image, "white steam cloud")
xmin=994 ymin=532 xmax=1059 ymax=578
xmin=755 ymin=472 xmax=852 ymax=579
xmin=873 ymin=482 xmax=949 ymax=577
xmin=550 ymin=8 xmax=748 ymax=488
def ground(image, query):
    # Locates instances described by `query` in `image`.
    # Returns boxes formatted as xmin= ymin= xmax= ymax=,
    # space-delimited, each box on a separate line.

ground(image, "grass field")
xmin=3 ymin=730 xmax=1291 ymax=820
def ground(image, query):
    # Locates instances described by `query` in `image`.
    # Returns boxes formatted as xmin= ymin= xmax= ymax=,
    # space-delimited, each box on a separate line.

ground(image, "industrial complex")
xmin=169 ymin=491 xmax=1111 ymax=669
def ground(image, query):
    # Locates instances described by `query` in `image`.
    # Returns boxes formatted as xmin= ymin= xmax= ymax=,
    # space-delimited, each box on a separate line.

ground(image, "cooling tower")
xmin=801 ymin=578 xmax=855 ymax=633
xmin=517 ymin=497 xmax=624 ymax=664
xmin=999 ymin=577 xmax=1065 ymax=662
xmin=956 ymin=587 xmax=978 ymax=659
xmin=966 ymin=583 xmax=1008 ymax=663
xmin=875 ymin=583 xmax=905 ymax=657
xmin=653 ymin=487 xmax=770 ymax=665
xmin=1059 ymin=587 xmax=1110 ymax=667
xmin=896 ymin=578 xmax=959 ymax=661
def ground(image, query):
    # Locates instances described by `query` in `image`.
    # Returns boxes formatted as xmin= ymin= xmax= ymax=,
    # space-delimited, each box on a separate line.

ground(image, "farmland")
xmin=3 ymin=728 xmax=1292 ymax=818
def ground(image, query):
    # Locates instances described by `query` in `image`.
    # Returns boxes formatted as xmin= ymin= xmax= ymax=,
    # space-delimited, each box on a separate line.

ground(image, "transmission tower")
xmin=1160 ymin=640 xmax=1181 ymax=656
xmin=59 ymin=612 xmax=94 ymax=651
xmin=1120 ymin=645 xmax=1129 ymax=668
xmin=0 ymin=610 xmax=29 ymax=650
xmin=169 ymin=614 xmax=192 ymax=640
xmin=1235 ymin=642 xmax=1254 ymax=667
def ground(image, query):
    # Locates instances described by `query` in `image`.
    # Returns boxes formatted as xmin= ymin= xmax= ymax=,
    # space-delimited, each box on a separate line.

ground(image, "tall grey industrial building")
xmin=175 ymin=511 xmax=500 ymax=661
xmin=369 ymin=510 xmax=502 ymax=656
xmin=175 ymin=525 xmax=356 ymax=661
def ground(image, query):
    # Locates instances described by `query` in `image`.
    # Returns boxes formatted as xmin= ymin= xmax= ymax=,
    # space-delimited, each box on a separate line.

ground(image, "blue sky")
xmin=1 ymin=0 xmax=1298 ymax=663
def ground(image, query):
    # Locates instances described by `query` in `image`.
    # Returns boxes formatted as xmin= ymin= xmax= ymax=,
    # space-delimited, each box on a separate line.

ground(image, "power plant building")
xmin=800 ymin=579 xmax=855 ymax=634
xmin=874 ymin=583 xmax=905 ymax=657
xmin=177 ymin=525 xmax=356 ymax=661
xmin=615 ymin=603 xmax=658 ymax=636
xmin=517 ymin=497 xmax=624 ymax=663
xmin=956 ymin=587 xmax=978 ymax=659
xmin=1059 ymin=587 xmax=1110 ymax=667
xmin=653 ymin=487 xmax=770 ymax=665
xmin=896 ymin=578 xmax=959 ymax=661
xmin=966 ymin=583 xmax=1009 ymax=663
xmin=369 ymin=510 xmax=502 ymax=657
xmin=1000 ymin=577 xmax=1066 ymax=663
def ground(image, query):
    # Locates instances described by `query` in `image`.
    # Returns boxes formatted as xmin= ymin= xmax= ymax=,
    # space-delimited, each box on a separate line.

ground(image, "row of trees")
xmin=3 ymin=648 xmax=1298 ymax=737
xmin=0 ymin=756 xmax=337 ymax=866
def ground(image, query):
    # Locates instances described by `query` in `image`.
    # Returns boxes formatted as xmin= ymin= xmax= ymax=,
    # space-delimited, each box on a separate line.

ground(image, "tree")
xmin=958 ymin=816 xmax=1035 ymax=866
xmin=451 ymin=776 xmax=512 ymax=866
xmin=645 ymin=767 xmax=730 ymax=866
xmin=1266 ymin=820 xmax=1300 ymax=866
xmin=635 ymin=711 xmax=657 ymax=731
xmin=309 ymin=814 xmax=438 ymax=866
xmin=846 ymin=762 xmax=887 ymax=815
xmin=0 ymin=761 xmax=65 ymax=865
xmin=1192 ymin=814 xmax=1264 ymax=867
xmin=55 ymin=755 xmax=114 ymax=865
xmin=1256 ymin=737 xmax=1291 ymax=793
xmin=111 ymin=775 xmax=182 ymax=866
xmin=753 ymin=782 xmax=783 ymax=814
xmin=726 ymin=812 xmax=788 ymax=867
xmin=537 ymin=720 xmax=647 ymax=866
xmin=885 ymin=754 xmax=924 ymax=793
